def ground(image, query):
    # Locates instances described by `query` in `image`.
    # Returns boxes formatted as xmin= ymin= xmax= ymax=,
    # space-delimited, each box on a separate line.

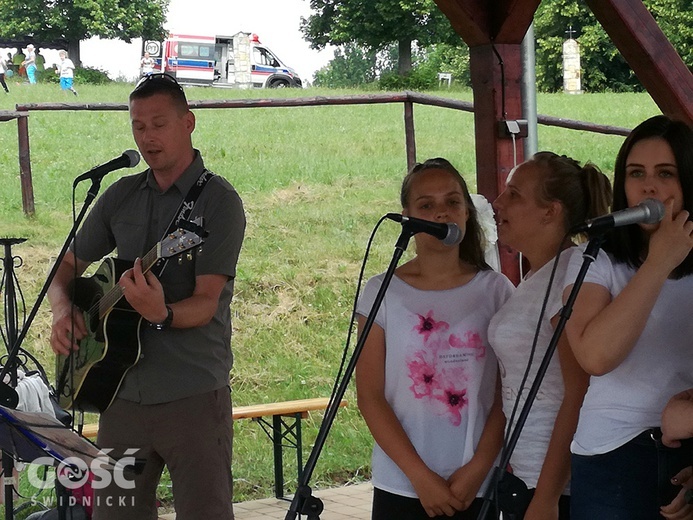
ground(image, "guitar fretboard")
xmin=92 ymin=244 xmax=160 ymax=320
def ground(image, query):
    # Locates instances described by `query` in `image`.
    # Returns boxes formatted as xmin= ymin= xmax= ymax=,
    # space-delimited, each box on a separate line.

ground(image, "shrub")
xmin=378 ymin=67 xmax=438 ymax=91
xmin=75 ymin=67 xmax=112 ymax=85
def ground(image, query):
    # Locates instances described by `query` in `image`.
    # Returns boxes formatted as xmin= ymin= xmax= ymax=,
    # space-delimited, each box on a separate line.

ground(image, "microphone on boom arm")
xmin=386 ymin=213 xmax=462 ymax=246
xmin=73 ymin=150 xmax=141 ymax=186
xmin=570 ymin=198 xmax=665 ymax=235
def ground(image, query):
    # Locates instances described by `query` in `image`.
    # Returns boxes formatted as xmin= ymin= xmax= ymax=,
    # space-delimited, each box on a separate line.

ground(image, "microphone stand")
xmin=285 ymin=227 xmax=415 ymax=520
xmin=0 ymin=179 xmax=102 ymax=385
xmin=477 ymin=235 xmax=605 ymax=519
xmin=1 ymin=237 xmax=25 ymax=520
xmin=0 ymin=179 xmax=103 ymax=520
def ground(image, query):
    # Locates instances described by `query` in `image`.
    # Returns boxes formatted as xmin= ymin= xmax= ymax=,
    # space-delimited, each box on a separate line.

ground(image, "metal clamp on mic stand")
xmin=285 ymin=225 xmax=416 ymax=520
xmin=477 ymin=235 xmax=605 ymax=519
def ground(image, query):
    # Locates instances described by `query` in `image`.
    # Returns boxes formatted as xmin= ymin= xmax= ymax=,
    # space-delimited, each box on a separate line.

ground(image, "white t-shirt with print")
xmin=58 ymin=59 xmax=75 ymax=78
xmin=356 ymin=269 xmax=513 ymax=498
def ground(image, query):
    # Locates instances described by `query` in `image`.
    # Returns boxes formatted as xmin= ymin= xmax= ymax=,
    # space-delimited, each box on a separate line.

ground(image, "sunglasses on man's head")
xmin=134 ymin=72 xmax=184 ymax=92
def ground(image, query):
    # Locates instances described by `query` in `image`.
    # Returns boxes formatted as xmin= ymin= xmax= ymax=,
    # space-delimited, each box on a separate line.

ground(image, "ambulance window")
xmin=179 ymin=44 xmax=213 ymax=58
xmin=180 ymin=45 xmax=196 ymax=57
xmin=253 ymin=48 xmax=266 ymax=66
xmin=254 ymin=47 xmax=279 ymax=67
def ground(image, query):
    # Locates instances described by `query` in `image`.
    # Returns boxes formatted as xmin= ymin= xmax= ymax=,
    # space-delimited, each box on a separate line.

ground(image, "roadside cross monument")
xmin=563 ymin=26 xmax=583 ymax=94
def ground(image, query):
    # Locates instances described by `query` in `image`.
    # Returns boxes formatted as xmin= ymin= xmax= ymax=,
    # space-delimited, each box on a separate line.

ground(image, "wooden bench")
xmin=80 ymin=397 xmax=347 ymax=499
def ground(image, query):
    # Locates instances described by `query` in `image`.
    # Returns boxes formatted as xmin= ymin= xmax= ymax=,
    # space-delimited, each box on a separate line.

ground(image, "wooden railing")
xmin=3 ymin=91 xmax=631 ymax=216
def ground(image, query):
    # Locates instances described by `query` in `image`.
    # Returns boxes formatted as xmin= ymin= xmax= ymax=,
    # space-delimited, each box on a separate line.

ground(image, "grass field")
xmin=0 ymin=81 xmax=660 ymax=514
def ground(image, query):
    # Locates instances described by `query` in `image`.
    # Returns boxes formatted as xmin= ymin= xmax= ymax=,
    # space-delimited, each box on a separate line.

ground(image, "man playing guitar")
xmin=48 ymin=73 xmax=246 ymax=519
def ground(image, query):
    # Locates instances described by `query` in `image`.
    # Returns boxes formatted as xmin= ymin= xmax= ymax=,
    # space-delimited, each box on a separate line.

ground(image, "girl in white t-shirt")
xmin=356 ymin=158 xmax=514 ymax=520
xmin=489 ymin=152 xmax=611 ymax=519
xmin=564 ymin=115 xmax=693 ymax=519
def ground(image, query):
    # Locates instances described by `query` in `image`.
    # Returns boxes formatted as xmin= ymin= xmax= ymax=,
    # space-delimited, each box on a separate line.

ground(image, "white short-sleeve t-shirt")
xmin=356 ymin=269 xmax=513 ymax=498
xmin=488 ymin=252 xmax=571 ymax=491
xmin=564 ymin=246 xmax=693 ymax=455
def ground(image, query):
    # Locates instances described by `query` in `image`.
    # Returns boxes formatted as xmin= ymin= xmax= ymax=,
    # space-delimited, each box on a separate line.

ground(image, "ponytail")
xmin=531 ymin=152 xmax=612 ymax=237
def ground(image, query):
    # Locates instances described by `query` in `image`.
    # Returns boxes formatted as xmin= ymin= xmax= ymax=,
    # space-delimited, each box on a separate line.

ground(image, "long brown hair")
xmin=604 ymin=115 xmax=693 ymax=278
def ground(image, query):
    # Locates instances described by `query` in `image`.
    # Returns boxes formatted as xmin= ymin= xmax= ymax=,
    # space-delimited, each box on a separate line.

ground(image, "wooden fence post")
xmin=17 ymin=113 xmax=34 ymax=217
xmin=404 ymin=98 xmax=416 ymax=171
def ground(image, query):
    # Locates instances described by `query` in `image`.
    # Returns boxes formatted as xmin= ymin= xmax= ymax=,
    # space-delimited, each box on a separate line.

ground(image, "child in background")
xmin=0 ymin=54 xmax=9 ymax=93
xmin=56 ymin=50 xmax=78 ymax=96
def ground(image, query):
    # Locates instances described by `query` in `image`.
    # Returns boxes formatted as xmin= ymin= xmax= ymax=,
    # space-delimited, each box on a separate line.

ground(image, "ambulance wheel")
xmin=269 ymin=79 xmax=289 ymax=88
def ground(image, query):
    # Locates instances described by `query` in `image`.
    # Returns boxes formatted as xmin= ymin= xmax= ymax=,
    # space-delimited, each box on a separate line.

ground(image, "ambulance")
xmin=143 ymin=32 xmax=302 ymax=88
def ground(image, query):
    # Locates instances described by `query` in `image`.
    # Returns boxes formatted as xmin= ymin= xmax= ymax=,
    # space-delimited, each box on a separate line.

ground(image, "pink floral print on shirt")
xmin=449 ymin=330 xmax=486 ymax=360
xmin=407 ymin=311 xmax=482 ymax=425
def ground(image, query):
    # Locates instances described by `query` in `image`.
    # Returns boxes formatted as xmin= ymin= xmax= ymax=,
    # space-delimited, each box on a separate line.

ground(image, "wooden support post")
xmin=469 ymin=43 xmax=524 ymax=285
xmin=17 ymin=114 xmax=34 ymax=217
xmin=404 ymin=100 xmax=416 ymax=171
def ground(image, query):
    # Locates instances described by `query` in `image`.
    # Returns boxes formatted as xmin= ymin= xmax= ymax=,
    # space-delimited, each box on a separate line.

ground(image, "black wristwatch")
xmin=148 ymin=305 xmax=173 ymax=331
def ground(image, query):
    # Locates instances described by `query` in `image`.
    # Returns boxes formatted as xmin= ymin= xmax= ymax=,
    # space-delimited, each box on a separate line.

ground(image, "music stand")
xmin=0 ymin=405 xmax=117 ymax=519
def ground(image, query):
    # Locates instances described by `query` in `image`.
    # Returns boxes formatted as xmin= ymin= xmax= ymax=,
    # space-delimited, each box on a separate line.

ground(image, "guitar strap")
xmin=151 ymin=168 xmax=215 ymax=277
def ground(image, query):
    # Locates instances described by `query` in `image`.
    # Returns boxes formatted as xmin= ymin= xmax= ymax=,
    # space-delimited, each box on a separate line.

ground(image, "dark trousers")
xmin=501 ymin=490 xmax=570 ymax=519
xmin=93 ymin=388 xmax=234 ymax=520
xmin=372 ymin=487 xmax=495 ymax=520
xmin=571 ymin=429 xmax=692 ymax=520
xmin=0 ymin=73 xmax=8 ymax=93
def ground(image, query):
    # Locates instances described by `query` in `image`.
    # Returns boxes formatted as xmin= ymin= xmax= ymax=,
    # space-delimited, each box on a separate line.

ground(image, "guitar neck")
xmin=98 ymin=246 xmax=160 ymax=318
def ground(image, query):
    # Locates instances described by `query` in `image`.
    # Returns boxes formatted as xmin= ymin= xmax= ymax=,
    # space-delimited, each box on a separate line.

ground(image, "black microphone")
xmin=386 ymin=213 xmax=462 ymax=246
xmin=571 ymin=198 xmax=665 ymax=234
xmin=73 ymin=150 xmax=141 ymax=186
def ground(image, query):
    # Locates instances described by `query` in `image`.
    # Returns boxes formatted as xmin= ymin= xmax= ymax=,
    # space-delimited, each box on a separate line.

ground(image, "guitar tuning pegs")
xmin=186 ymin=252 xmax=193 ymax=261
xmin=197 ymin=247 xmax=203 ymax=255
xmin=178 ymin=257 xmax=183 ymax=265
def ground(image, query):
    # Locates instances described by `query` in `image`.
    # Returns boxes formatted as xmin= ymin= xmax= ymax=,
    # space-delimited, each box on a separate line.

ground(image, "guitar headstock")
xmin=160 ymin=217 xmax=205 ymax=259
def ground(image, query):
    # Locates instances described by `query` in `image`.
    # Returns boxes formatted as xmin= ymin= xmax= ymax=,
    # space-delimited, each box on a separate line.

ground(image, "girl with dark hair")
xmin=489 ymin=152 xmax=612 ymax=519
xmin=563 ymin=115 xmax=693 ymax=519
xmin=356 ymin=158 xmax=514 ymax=519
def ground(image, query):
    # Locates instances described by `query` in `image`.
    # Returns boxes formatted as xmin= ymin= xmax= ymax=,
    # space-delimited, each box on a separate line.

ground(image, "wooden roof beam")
xmin=433 ymin=0 xmax=540 ymax=45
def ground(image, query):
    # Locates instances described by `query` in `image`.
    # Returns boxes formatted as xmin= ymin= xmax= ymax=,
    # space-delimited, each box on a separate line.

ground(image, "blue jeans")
xmin=571 ymin=429 xmax=692 ymax=519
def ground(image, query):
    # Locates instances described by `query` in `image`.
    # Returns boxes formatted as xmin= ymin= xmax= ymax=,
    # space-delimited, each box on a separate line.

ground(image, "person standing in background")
xmin=22 ymin=44 xmax=37 ymax=84
xmin=140 ymin=52 xmax=155 ymax=77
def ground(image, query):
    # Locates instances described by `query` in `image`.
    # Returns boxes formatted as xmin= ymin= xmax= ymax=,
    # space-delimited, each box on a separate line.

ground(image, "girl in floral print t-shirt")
xmin=356 ymin=158 xmax=513 ymax=520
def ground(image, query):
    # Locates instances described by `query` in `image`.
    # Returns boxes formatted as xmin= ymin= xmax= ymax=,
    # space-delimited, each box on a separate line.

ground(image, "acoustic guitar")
xmin=55 ymin=221 xmax=205 ymax=413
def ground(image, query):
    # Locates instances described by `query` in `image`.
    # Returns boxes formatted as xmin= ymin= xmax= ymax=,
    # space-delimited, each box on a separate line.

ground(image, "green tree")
xmin=534 ymin=0 xmax=693 ymax=92
xmin=301 ymin=0 xmax=458 ymax=76
xmin=313 ymin=44 xmax=378 ymax=88
xmin=0 ymin=0 xmax=168 ymax=65
xmin=421 ymin=43 xmax=471 ymax=87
